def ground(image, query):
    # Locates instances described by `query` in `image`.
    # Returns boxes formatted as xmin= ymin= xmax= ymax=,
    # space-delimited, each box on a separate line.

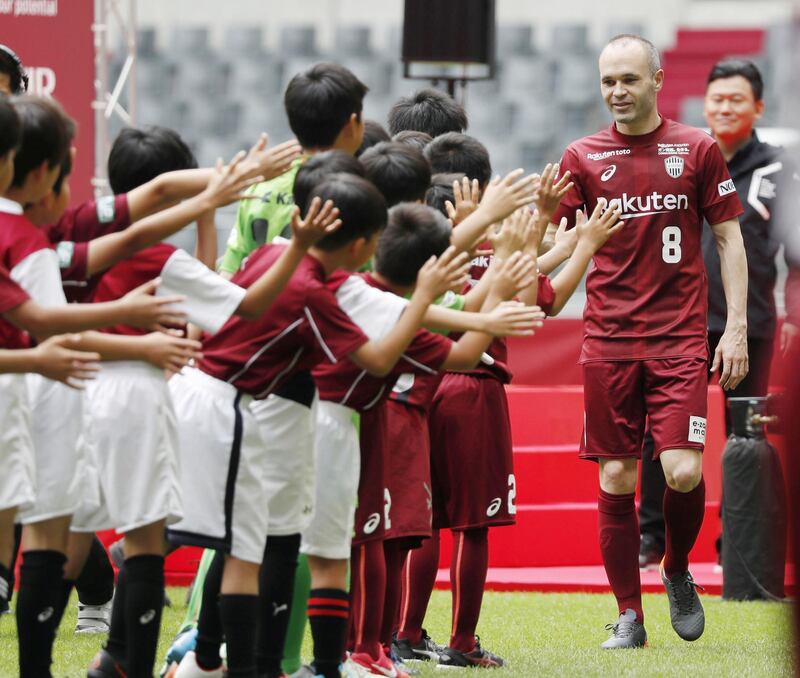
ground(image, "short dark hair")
xmin=356 ymin=119 xmax=391 ymax=157
xmin=374 ymin=203 xmax=452 ymax=287
xmin=606 ymin=34 xmax=661 ymax=75
xmin=108 ymin=125 xmax=197 ymax=194
xmin=284 ymin=63 xmax=368 ymax=149
xmin=392 ymin=130 xmax=432 ymax=153
xmin=360 ymin=141 xmax=431 ymax=208
xmin=425 ymin=172 xmax=465 ymax=216
xmin=0 ymin=95 xmax=20 ymax=157
xmin=388 ymin=88 xmax=468 ymax=138
xmin=0 ymin=45 xmax=28 ymax=94
xmin=293 ymin=150 xmax=365 ymax=213
xmin=424 ymin=133 xmax=491 ymax=188
xmin=10 ymin=95 xmax=75 ymax=188
xmin=707 ymin=58 xmax=764 ymax=101
xmin=52 ymin=146 xmax=73 ymax=196
xmin=308 ymin=173 xmax=387 ymax=252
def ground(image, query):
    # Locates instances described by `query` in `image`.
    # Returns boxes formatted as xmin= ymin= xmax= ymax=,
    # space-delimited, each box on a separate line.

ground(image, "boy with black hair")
xmin=169 ymin=173 xmax=469 ymax=678
xmin=392 ymin=130 xmax=432 ymax=153
xmin=424 ymin=132 xmax=492 ymax=189
xmin=360 ymin=141 xmax=431 ymax=207
xmin=0 ymin=44 xmax=28 ymax=94
xmin=387 ymin=88 xmax=467 ymax=138
xmin=356 ymin=119 xmax=391 ymax=157
xmin=293 ymin=151 xmax=365 ymax=212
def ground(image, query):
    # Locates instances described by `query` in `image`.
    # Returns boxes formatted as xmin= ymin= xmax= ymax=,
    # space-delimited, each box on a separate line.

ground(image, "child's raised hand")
xmin=445 ymin=177 xmax=481 ymax=225
xmin=489 ymin=208 xmax=535 ymax=261
xmin=534 ymin=163 xmax=574 ymax=223
xmin=120 ymin=278 xmax=188 ymax=332
xmin=203 ymin=151 xmax=265 ymax=208
xmin=484 ymin=300 xmax=545 ymax=336
xmin=31 ymin=334 xmax=100 ymax=389
xmin=575 ymin=199 xmax=624 ymax=253
xmin=478 ymin=169 xmax=540 ymax=225
xmin=491 ymin=251 xmax=538 ymax=300
xmin=244 ymin=134 xmax=303 ymax=183
xmin=415 ymin=246 xmax=470 ymax=301
xmin=290 ymin=197 xmax=342 ymax=250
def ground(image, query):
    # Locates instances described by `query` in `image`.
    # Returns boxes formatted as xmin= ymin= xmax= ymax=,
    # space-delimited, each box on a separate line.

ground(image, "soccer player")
xmin=387 ymin=88 xmax=468 ymax=138
xmin=170 ymin=174 xmax=468 ymax=678
xmin=359 ymin=141 xmax=431 ymax=207
xmin=392 ymin=130 xmax=432 ymax=153
xmin=0 ymin=44 xmax=28 ymax=95
xmin=638 ymin=58 xmax=800 ymax=568
xmin=356 ymin=119 xmax=391 ymax=157
xmin=551 ymin=34 xmax=748 ymax=648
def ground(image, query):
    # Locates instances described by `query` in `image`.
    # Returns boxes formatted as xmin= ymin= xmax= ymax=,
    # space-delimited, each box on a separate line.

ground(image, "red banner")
xmin=0 ymin=0 xmax=95 ymax=203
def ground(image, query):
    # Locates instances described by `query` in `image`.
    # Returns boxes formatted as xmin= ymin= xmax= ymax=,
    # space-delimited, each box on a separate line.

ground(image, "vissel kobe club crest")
xmin=664 ymin=155 xmax=684 ymax=178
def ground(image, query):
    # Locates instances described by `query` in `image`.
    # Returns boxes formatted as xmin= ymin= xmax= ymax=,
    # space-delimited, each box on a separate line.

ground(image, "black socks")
xmin=220 ymin=594 xmax=259 ymax=678
xmin=308 ymin=588 xmax=349 ymax=678
xmin=76 ymin=535 xmax=115 ymax=605
xmin=195 ymin=550 xmax=225 ymax=670
xmin=124 ymin=554 xmax=165 ymax=677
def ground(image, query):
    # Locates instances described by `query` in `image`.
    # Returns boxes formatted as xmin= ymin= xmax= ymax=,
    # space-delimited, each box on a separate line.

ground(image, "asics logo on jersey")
xmin=37 ymin=607 xmax=54 ymax=623
xmin=486 ymin=498 xmax=502 ymax=517
xmin=363 ymin=513 xmax=381 ymax=534
xmin=139 ymin=609 xmax=156 ymax=625
xmin=601 ymin=165 xmax=617 ymax=182
xmin=587 ymin=148 xmax=631 ymax=161
xmin=608 ymin=192 xmax=689 ymax=219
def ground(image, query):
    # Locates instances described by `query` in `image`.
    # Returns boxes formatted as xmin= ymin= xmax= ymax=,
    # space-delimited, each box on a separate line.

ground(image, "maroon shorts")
xmin=579 ymin=357 xmax=709 ymax=461
xmin=353 ymin=404 xmax=388 ymax=546
xmin=383 ymin=400 xmax=433 ymax=544
xmin=429 ymin=373 xmax=516 ymax=530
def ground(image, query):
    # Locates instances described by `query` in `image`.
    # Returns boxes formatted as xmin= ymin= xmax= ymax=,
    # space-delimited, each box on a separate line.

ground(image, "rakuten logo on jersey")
xmin=608 ymin=192 xmax=689 ymax=219
xmin=587 ymin=148 xmax=631 ymax=161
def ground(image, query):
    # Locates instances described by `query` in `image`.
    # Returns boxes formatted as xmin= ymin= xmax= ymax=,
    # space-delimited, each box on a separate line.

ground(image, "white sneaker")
xmin=173 ymin=651 xmax=224 ymax=677
xmin=75 ymin=599 xmax=112 ymax=634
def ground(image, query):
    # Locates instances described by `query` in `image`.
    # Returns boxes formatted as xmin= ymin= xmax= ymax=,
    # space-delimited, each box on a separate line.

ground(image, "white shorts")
xmin=251 ymin=395 xmax=316 ymax=536
xmin=300 ymin=400 xmax=360 ymax=560
xmin=18 ymin=375 xmax=89 ymax=524
xmin=0 ymin=374 xmax=35 ymax=513
xmin=71 ymin=362 xmax=182 ymax=534
xmin=166 ymin=367 xmax=269 ymax=564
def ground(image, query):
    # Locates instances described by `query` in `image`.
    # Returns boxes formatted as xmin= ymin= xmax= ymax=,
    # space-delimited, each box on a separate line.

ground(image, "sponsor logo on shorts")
xmin=658 ymin=142 xmax=690 ymax=156
xmin=139 ymin=609 xmax=156 ymax=625
xmin=688 ymin=416 xmax=707 ymax=444
xmin=600 ymin=164 xmax=617 ymax=182
xmin=363 ymin=512 xmax=381 ymax=535
xmin=664 ymin=156 xmax=684 ymax=178
xmin=486 ymin=498 xmax=502 ymax=517
xmin=587 ymin=148 xmax=631 ymax=161
xmin=718 ymin=179 xmax=736 ymax=197
xmin=96 ymin=195 xmax=116 ymax=223
xmin=37 ymin=606 xmax=54 ymax=623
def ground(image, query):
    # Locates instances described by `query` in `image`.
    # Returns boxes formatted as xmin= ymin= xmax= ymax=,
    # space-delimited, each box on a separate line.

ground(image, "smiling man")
xmin=552 ymin=35 xmax=748 ymax=649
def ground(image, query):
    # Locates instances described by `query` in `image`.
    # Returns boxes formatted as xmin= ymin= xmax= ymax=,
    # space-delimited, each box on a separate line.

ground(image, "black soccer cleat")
xmin=87 ymin=648 xmax=128 ymax=677
xmin=639 ymin=533 xmax=664 ymax=571
xmin=392 ymin=629 xmax=445 ymax=663
xmin=439 ymin=636 xmax=505 ymax=668
xmin=660 ymin=561 xmax=705 ymax=641
xmin=601 ymin=609 xmax=647 ymax=649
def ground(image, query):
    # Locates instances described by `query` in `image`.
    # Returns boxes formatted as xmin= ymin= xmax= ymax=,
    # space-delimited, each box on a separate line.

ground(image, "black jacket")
xmin=702 ymin=132 xmax=799 ymax=338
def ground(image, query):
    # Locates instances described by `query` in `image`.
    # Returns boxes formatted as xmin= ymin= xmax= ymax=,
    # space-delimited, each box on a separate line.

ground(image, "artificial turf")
xmin=0 ymin=589 xmax=791 ymax=677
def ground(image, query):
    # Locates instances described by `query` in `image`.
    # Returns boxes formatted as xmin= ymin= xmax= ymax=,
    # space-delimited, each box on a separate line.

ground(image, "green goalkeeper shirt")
xmin=218 ymin=159 xmax=302 ymax=274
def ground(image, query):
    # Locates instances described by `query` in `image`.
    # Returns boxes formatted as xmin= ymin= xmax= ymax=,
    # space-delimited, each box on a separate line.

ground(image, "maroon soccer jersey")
xmin=553 ymin=118 xmax=743 ymax=361
xmin=0 ymin=265 xmax=30 ymax=349
xmin=199 ymin=244 xmax=369 ymax=399
xmin=313 ymin=274 xmax=453 ymax=411
xmin=42 ymin=194 xmax=131 ymax=301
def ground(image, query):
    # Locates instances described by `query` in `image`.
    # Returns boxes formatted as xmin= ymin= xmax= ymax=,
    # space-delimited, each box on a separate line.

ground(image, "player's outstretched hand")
xmin=244 ymin=133 xmax=303 ymax=183
xmin=575 ymin=199 xmax=624 ymax=253
xmin=445 ymin=177 xmax=481 ymax=226
xmin=534 ymin=163 xmax=574 ymax=224
xmin=415 ymin=246 xmax=470 ymax=302
xmin=479 ymin=169 xmax=540 ymax=225
xmin=781 ymin=321 xmax=799 ymax=356
xmin=202 ymin=151 xmax=265 ymax=208
xmin=119 ymin=278 xmax=189 ymax=331
xmin=485 ymin=300 xmax=545 ymax=337
xmin=711 ymin=327 xmax=749 ymax=390
xmin=489 ymin=208 xmax=535 ymax=261
xmin=31 ymin=334 xmax=100 ymax=389
xmin=140 ymin=331 xmax=203 ymax=376
xmin=290 ymin=198 xmax=342 ymax=250
xmin=491 ymin=251 xmax=538 ymax=300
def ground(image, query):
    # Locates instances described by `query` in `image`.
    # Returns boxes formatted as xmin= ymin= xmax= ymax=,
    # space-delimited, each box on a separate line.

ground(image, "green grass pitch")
xmin=0 ymin=589 xmax=791 ymax=677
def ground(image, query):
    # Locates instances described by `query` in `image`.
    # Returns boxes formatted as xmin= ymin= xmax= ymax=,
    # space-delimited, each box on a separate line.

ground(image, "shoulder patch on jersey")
xmin=717 ymin=179 xmax=736 ymax=197
xmin=56 ymin=241 xmax=75 ymax=269
xmin=96 ymin=195 xmax=116 ymax=223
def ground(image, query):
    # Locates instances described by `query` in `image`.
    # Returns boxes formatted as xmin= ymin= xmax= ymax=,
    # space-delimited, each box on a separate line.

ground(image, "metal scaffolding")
xmin=92 ymin=0 xmax=137 ymax=197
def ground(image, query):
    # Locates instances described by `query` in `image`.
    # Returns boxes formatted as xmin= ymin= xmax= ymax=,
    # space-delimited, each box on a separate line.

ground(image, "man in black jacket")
xmin=638 ymin=59 xmax=800 ymax=568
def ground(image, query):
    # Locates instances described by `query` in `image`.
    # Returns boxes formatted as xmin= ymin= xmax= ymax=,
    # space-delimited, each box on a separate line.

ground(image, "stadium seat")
xmin=679 ymin=96 xmax=706 ymax=127
xmin=334 ymin=25 xmax=373 ymax=57
xmin=280 ymin=25 xmax=320 ymax=57
xmin=551 ymin=23 xmax=591 ymax=53
xmin=496 ymin=24 xmax=536 ymax=58
xmin=136 ymin=27 xmax=159 ymax=59
xmin=223 ymin=25 xmax=266 ymax=57
xmin=169 ymin=26 xmax=214 ymax=57
xmin=228 ymin=53 xmax=284 ymax=99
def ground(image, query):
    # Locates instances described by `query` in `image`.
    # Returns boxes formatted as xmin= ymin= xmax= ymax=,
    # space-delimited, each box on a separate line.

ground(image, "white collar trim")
xmin=0 ymin=197 xmax=23 ymax=215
